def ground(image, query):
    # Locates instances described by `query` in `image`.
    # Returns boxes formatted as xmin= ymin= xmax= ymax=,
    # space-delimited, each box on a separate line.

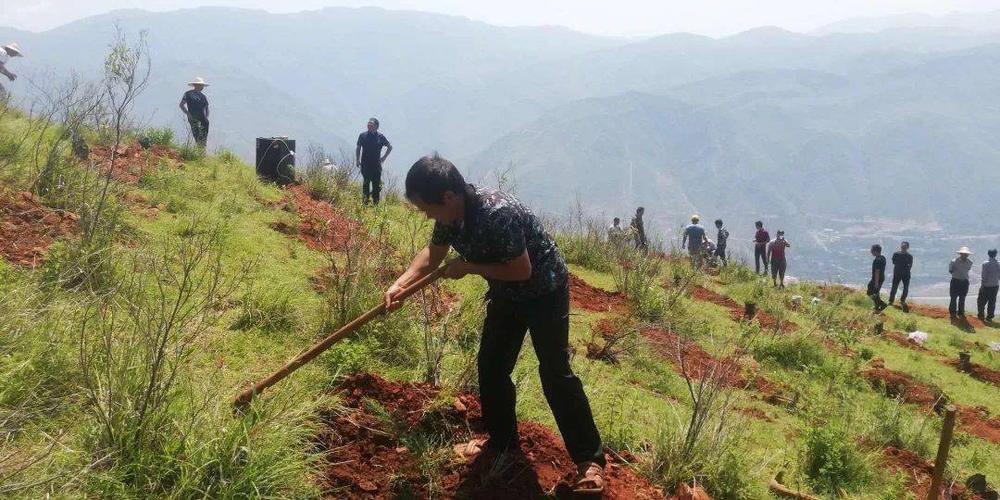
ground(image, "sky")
xmin=2 ymin=0 xmax=1000 ymax=36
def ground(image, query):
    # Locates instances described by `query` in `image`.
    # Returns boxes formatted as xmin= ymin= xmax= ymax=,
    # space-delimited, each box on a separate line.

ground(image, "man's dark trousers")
xmin=868 ymin=279 xmax=886 ymax=310
xmin=188 ymin=117 xmax=209 ymax=147
xmin=977 ymin=285 xmax=998 ymax=320
xmin=478 ymin=284 xmax=604 ymax=466
xmin=754 ymin=246 xmax=768 ymax=274
xmin=361 ymin=164 xmax=381 ymax=205
xmin=949 ymin=278 xmax=970 ymax=316
xmin=889 ymin=273 xmax=910 ymax=304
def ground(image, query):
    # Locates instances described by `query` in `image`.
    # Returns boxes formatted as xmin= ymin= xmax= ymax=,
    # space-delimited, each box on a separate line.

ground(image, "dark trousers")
xmin=715 ymin=244 xmax=727 ymax=263
xmin=754 ymin=245 xmax=768 ymax=273
xmin=889 ymin=273 xmax=910 ymax=304
xmin=949 ymin=278 xmax=970 ymax=316
xmin=868 ymin=279 xmax=886 ymax=310
xmin=361 ymin=166 xmax=382 ymax=204
xmin=188 ymin=117 xmax=209 ymax=147
xmin=478 ymin=285 xmax=604 ymax=466
xmin=978 ymin=285 xmax=998 ymax=320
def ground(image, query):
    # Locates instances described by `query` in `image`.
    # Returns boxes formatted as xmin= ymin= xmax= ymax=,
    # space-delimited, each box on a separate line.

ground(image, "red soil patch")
xmin=688 ymin=285 xmax=795 ymax=332
xmin=908 ymin=303 xmax=987 ymax=329
xmin=570 ymin=274 xmax=627 ymax=313
xmin=640 ymin=327 xmax=776 ymax=398
xmin=945 ymin=359 xmax=1000 ymax=388
xmin=276 ymin=184 xmax=363 ymax=252
xmin=881 ymin=447 xmax=972 ymax=499
xmin=316 ymin=373 xmax=663 ymax=499
xmin=0 ymin=191 xmax=79 ymax=267
xmin=863 ymin=364 xmax=1000 ymax=444
xmin=885 ymin=331 xmax=931 ymax=352
xmin=89 ymin=143 xmax=182 ymax=184
xmin=735 ymin=406 xmax=774 ymax=422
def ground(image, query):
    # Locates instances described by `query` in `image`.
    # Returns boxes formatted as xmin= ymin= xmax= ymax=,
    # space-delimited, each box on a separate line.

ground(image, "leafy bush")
xmin=140 ymin=127 xmax=174 ymax=148
xmin=893 ymin=317 xmax=918 ymax=333
xmin=802 ymin=418 xmax=873 ymax=493
xmin=753 ymin=334 xmax=828 ymax=371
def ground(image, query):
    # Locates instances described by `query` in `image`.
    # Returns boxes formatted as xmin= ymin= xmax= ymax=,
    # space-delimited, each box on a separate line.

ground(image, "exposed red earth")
xmin=945 ymin=358 xmax=1000 ymax=387
xmin=639 ymin=327 xmax=778 ymax=399
xmin=570 ymin=274 xmax=627 ymax=313
xmin=0 ymin=190 xmax=79 ymax=267
xmin=315 ymin=373 xmax=664 ymax=499
xmin=863 ymin=362 xmax=1000 ymax=444
xmin=272 ymin=184 xmax=363 ymax=252
xmin=881 ymin=447 xmax=973 ymax=499
xmin=89 ymin=143 xmax=182 ymax=184
xmin=907 ymin=303 xmax=988 ymax=329
xmin=689 ymin=285 xmax=796 ymax=333
xmin=884 ymin=331 xmax=930 ymax=352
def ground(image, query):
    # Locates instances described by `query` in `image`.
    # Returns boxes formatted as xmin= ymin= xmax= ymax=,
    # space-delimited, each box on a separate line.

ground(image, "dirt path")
xmin=0 ymin=191 xmax=79 ymax=267
xmin=315 ymin=373 xmax=663 ymax=499
xmin=907 ymin=303 xmax=989 ymax=330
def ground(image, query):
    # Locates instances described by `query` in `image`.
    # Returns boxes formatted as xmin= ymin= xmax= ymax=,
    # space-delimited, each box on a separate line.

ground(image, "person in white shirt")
xmin=977 ymin=249 xmax=999 ymax=322
xmin=949 ymin=247 xmax=974 ymax=318
xmin=0 ymin=43 xmax=23 ymax=96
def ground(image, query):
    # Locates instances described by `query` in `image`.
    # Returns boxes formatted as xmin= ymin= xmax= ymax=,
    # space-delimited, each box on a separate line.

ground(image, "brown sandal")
xmin=572 ymin=462 xmax=606 ymax=495
xmin=453 ymin=438 xmax=488 ymax=460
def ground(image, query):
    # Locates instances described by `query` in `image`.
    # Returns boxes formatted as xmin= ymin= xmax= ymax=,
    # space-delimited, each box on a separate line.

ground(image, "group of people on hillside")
xmin=868 ymin=243 xmax=999 ymax=322
xmin=607 ymin=207 xmax=649 ymax=251
xmin=180 ymin=80 xmax=395 ymax=206
xmin=678 ymin=217 xmax=792 ymax=287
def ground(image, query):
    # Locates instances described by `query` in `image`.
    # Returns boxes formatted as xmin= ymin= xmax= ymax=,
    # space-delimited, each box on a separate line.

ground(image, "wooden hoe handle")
xmin=233 ymin=266 xmax=448 ymax=409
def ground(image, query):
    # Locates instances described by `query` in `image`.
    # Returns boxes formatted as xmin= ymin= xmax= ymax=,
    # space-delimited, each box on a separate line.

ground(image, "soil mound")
xmin=689 ymin=285 xmax=795 ymax=332
xmin=945 ymin=359 xmax=1000 ymax=388
xmin=570 ymin=274 xmax=627 ymax=313
xmin=0 ymin=191 xmax=79 ymax=267
xmin=908 ymin=304 xmax=986 ymax=329
xmin=690 ymin=286 xmax=739 ymax=310
xmin=276 ymin=184 xmax=363 ymax=252
xmin=89 ymin=143 xmax=182 ymax=184
xmin=640 ymin=327 xmax=775 ymax=397
xmin=881 ymin=447 xmax=975 ymax=498
xmin=315 ymin=373 xmax=663 ymax=499
xmin=885 ymin=331 xmax=930 ymax=352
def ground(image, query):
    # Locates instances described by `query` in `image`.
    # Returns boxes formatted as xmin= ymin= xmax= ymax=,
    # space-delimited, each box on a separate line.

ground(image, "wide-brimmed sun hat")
xmin=3 ymin=42 xmax=22 ymax=57
xmin=957 ymin=246 xmax=973 ymax=255
xmin=188 ymin=77 xmax=209 ymax=87
xmin=691 ymin=214 xmax=700 ymax=221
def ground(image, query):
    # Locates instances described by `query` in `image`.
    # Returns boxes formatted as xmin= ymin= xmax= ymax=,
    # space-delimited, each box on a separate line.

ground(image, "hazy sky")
xmin=3 ymin=0 xmax=1000 ymax=35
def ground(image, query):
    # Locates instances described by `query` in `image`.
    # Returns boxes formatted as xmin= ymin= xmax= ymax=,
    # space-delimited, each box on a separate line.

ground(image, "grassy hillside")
xmin=1 ymin=96 xmax=998 ymax=499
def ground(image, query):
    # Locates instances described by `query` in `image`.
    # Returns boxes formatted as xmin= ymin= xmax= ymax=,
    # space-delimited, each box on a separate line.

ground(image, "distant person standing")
xmin=949 ymin=247 xmax=974 ymax=318
xmin=889 ymin=241 xmax=913 ymax=311
xmin=714 ymin=219 xmax=730 ymax=264
xmin=0 ymin=42 xmax=24 ymax=97
xmin=767 ymin=230 xmax=790 ymax=287
xmin=977 ymin=249 xmax=999 ymax=322
xmin=682 ymin=215 xmax=707 ymax=260
xmin=179 ymin=77 xmax=210 ymax=148
xmin=753 ymin=221 xmax=770 ymax=275
xmin=630 ymin=207 xmax=647 ymax=252
xmin=868 ymin=244 xmax=888 ymax=312
xmin=607 ymin=217 xmax=625 ymax=245
xmin=355 ymin=118 xmax=392 ymax=205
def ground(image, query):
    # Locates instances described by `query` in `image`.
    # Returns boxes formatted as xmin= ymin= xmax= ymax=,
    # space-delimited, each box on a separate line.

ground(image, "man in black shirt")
xmin=868 ymin=244 xmax=888 ymax=312
xmin=384 ymin=155 xmax=606 ymax=494
xmin=355 ymin=118 xmax=392 ymax=205
xmin=630 ymin=206 xmax=647 ymax=252
xmin=889 ymin=241 xmax=912 ymax=311
xmin=179 ymin=77 xmax=210 ymax=148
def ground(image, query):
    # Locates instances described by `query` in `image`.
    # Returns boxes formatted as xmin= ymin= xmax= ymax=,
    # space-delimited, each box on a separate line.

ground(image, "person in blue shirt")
xmin=682 ymin=215 xmax=708 ymax=264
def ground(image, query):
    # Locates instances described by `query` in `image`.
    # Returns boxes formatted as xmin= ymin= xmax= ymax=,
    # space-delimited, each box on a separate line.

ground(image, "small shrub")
xmin=802 ymin=419 xmax=873 ymax=493
xmin=178 ymin=144 xmax=203 ymax=161
xmin=866 ymin=398 xmax=935 ymax=456
xmin=140 ymin=127 xmax=174 ymax=148
xmin=753 ymin=334 xmax=828 ymax=371
xmin=893 ymin=317 xmax=918 ymax=333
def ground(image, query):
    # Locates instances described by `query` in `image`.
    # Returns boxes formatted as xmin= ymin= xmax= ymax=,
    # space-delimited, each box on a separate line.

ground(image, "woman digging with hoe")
xmin=384 ymin=155 xmax=607 ymax=495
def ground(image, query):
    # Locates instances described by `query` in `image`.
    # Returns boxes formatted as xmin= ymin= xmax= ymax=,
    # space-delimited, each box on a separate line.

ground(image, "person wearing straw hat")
xmin=0 ymin=43 xmax=24 ymax=95
xmin=949 ymin=247 xmax=974 ymax=318
xmin=179 ymin=77 xmax=210 ymax=148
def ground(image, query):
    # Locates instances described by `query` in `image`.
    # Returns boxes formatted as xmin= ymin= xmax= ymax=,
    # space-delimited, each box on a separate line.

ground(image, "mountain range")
xmin=3 ymin=7 xmax=1000 ymax=263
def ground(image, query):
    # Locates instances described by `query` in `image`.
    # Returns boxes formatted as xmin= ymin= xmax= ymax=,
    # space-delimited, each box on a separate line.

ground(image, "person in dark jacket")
xmin=888 ymin=241 xmax=913 ymax=311
xmin=384 ymin=155 xmax=606 ymax=494
xmin=179 ymin=77 xmax=210 ymax=148
xmin=753 ymin=221 xmax=770 ymax=274
xmin=355 ymin=118 xmax=392 ymax=205
xmin=868 ymin=244 xmax=888 ymax=312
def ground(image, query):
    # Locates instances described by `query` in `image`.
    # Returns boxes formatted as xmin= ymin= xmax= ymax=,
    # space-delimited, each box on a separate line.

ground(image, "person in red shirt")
xmin=767 ymin=230 xmax=791 ymax=287
xmin=753 ymin=221 xmax=770 ymax=275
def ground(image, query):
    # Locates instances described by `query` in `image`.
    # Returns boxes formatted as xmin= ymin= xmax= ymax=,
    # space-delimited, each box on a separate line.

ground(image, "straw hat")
xmin=691 ymin=214 xmax=700 ymax=222
xmin=188 ymin=77 xmax=209 ymax=87
xmin=957 ymin=246 xmax=973 ymax=255
xmin=3 ymin=42 xmax=22 ymax=57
